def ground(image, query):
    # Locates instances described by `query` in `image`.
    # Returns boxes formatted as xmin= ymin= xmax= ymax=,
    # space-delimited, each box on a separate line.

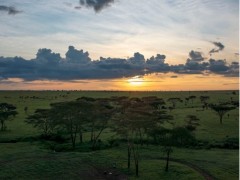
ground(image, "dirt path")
xmin=158 ymin=157 xmax=217 ymax=180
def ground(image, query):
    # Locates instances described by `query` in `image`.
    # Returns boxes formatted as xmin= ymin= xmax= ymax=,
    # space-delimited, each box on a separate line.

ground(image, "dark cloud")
xmin=35 ymin=48 xmax=61 ymax=65
xmin=79 ymin=0 xmax=115 ymax=12
xmin=209 ymin=42 xmax=225 ymax=54
xmin=147 ymin=54 xmax=166 ymax=65
xmin=0 ymin=5 xmax=22 ymax=15
xmin=0 ymin=46 xmax=238 ymax=82
xmin=65 ymin=46 xmax=91 ymax=63
xmin=188 ymin=50 xmax=204 ymax=61
xmin=209 ymin=59 xmax=229 ymax=72
xmin=128 ymin=52 xmax=145 ymax=65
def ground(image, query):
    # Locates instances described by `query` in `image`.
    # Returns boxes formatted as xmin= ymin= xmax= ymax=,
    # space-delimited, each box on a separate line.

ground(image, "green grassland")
xmin=0 ymin=90 xmax=239 ymax=179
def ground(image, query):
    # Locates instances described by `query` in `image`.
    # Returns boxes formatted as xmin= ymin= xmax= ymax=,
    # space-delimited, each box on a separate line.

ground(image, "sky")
xmin=0 ymin=0 xmax=239 ymax=91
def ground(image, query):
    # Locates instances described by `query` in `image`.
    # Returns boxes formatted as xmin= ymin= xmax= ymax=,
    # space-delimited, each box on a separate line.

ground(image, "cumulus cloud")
xmin=188 ymin=50 xmax=204 ymax=61
xmin=0 ymin=46 xmax=238 ymax=81
xmin=0 ymin=5 xmax=22 ymax=15
xmin=209 ymin=42 xmax=225 ymax=54
xmin=35 ymin=48 xmax=61 ymax=65
xmin=79 ymin=0 xmax=115 ymax=13
xmin=65 ymin=46 xmax=91 ymax=63
xmin=147 ymin=54 xmax=166 ymax=65
xmin=128 ymin=52 xmax=145 ymax=65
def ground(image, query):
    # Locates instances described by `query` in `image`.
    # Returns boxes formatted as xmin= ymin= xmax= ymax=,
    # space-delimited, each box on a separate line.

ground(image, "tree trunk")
xmin=128 ymin=145 xmax=131 ymax=169
xmin=220 ymin=116 xmax=223 ymax=124
xmin=135 ymin=160 xmax=139 ymax=177
xmin=139 ymin=129 xmax=143 ymax=146
xmin=90 ymin=122 xmax=94 ymax=142
xmin=91 ymin=128 xmax=93 ymax=142
xmin=1 ymin=120 xmax=4 ymax=131
xmin=70 ymin=132 xmax=75 ymax=149
xmin=92 ymin=127 xmax=105 ymax=150
xmin=165 ymin=150 xmax=170 ymax=172
xmin=79 ymin=130 xmax=83 ymax=143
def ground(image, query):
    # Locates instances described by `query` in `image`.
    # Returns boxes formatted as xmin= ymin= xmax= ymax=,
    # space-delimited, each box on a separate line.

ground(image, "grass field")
xmin=0 ymin=90 xmax=239 ymax=179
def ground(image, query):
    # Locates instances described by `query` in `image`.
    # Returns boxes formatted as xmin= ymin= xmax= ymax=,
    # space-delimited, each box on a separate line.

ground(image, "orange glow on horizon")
xmin=0 ymin=73 xmax=238 ymax=91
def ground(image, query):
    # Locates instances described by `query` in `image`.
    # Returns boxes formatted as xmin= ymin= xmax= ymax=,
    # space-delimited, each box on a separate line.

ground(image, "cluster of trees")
xmin=26 ymin=97 xmax=115 ymax=150
xmin=0 ymin=95 xmax=237 ymax=177
xmin=25 ymin=96 xmax=197 ymax=176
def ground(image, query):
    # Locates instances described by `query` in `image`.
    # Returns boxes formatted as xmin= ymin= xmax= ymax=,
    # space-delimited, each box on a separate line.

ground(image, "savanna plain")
xmin=0 ymin=90 xmax=238 ymax=180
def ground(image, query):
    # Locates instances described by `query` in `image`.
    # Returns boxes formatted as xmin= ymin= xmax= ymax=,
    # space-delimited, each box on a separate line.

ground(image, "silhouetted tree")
xmin=210 ymin=104 xmax=235 ymax=124
xmin=0 ymin=103 xmax=17 ymax=131
xmin=167 ymin=98 xmax=181 ymax=108
xmin=26 ymin=109 xmax=55 ymax=136
xmin=189 ymin=96 xmax=196 ymax=104
xmin=50 ymin=100 xmax=92 ymax=149
xmin=90 ymin=98 xmax=115 ymax=150
xmin=185 ymin=115 xmax=200 ymax=131
xmin=114 ymin=97 xmax=173 ymax=177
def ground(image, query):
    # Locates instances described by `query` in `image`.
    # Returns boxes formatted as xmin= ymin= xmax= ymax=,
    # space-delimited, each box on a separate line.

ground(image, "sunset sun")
xmin=127 ymin=76 xmax=144 ymax=86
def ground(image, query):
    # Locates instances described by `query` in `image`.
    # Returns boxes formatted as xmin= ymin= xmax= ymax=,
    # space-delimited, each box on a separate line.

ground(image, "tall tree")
xmin=0 ymin=103 xmax=17 ymax=131
xmin=50 ymin=100 xmax=92 ymax=149
xmin=210 ymin=104 xmax=235 ymax=124
xmin=90 ymin=98 xmax=115 ymax=150
xmin=114 ymin=97 xmax=173 ymax=177
xmin=26 ymin=109 xmax=54 ymax=136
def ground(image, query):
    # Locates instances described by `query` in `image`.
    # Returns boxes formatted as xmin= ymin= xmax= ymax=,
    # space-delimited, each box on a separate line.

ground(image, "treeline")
xmin=24 ymin=96 xmax=198 ymax=176
xmin=0 ymin=95 xmax=238 ymax=177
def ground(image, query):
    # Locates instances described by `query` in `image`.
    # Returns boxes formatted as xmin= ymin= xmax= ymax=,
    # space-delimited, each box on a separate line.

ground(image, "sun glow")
xmin=127 ymin=76 xmax=144 ymax=86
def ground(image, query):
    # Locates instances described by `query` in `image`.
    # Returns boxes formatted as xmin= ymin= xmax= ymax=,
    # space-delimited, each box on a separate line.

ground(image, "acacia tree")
xmin=199 ymin=96 xmax=210 ymax=109
xmin=199 ymin=96 xmax=209 ymax=104
xmin=26 ymin=109 xmax=55 ymax=136
xmin=188 ymin=95 xmax=196 ymax=104
xmin=50 ymin=100 xmax=92 ymax=149
xmin=114 ymin=97 xmax=172 ymax=177
xmin=185 ymin=115 xmax=200 ymax=131
xmin=90 ymin=98 xmax=115 ymax=150
xmin=167 ymin=98 xmax=182 ymax=108
xmin=210 ymin=104 xmax=235 ymax=124
xmin=150 ymin=127 xmax=195 ymax=172
xmin=0 ymin=103 xmax=18 ymax=131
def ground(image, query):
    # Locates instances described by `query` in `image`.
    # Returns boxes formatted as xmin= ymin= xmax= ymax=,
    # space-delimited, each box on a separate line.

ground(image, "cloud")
xmin=65 ymin=46 xmax=91 ymax=63
xmin=209 ymin=59 xmax=229 ymax=72
xmin=79 ymin=0 xmax=115 ymax=13
xmin=74 ymin=6 xmax=82 ymax=10
xmin=0 ymin=5 xmax=22 ymax=15
xmin=188 ymin=50 xmax=204 ymax=61
xmin=35 ymin=48 xmax=61 ymax=65
xmin=147 ymin=54 xmax=166 ymax=65
xmin=128 ymin=52 xmax=145 ymax=65
xmin=0 ymin=46 xmax=238 ymax=81
xmin=209 ymin=42 xmax=225 ymax=54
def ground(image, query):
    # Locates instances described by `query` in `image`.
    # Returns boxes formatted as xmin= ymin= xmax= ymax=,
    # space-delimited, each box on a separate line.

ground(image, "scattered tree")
xmin=167 ymin=98 xmax=182 ymax=108
xmin=188 ymin=96 xmax=196 ymax=104
xmin=0 ymin=103 xmax=18 ymax=131
xmin=210 ymin=104 xmax=235 ymax=124
xmin=26 ymin=109 xmax=54 ymax=136
xmin=185 ymin=115 xmax=200 ymax=131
